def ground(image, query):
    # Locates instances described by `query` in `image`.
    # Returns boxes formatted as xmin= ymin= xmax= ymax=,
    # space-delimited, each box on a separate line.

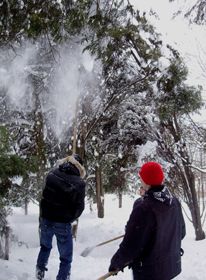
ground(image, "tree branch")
xmin=83 ymin=74 xmax=151 ymax=142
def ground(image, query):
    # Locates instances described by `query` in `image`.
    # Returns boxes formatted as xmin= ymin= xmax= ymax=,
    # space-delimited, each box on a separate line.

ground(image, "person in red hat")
xmin=108 ymin=161 xmax=186 ymax=280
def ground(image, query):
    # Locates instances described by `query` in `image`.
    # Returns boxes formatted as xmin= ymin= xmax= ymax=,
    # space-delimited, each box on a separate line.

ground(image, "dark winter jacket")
xmin=40 ymin=158 xmax=86 ymax=223
xmin=109 ymin=186 xmax=186 ymax=280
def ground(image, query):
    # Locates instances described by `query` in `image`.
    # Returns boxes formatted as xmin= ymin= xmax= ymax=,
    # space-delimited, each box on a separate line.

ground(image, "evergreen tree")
xmin=0 ymin=125 xmax=35 ymax=210
xmin=154 ymin=53 xmax=205 ymax=240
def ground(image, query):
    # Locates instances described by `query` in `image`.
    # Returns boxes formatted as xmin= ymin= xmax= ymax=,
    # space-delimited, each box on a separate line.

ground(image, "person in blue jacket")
xmin=36 ymin=154 xmax=86 ymax=280
xmin=109 ymin=161 xmax=186 ymax=280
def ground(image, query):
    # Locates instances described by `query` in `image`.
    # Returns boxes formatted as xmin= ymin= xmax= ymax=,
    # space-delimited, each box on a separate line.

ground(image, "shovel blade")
xmin=80 ymin=246 xmax=94 ymax=257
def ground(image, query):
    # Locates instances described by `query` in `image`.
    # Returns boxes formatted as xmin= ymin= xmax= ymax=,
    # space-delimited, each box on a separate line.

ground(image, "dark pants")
xmin=36 ymin=218 xmax=73 ymax=280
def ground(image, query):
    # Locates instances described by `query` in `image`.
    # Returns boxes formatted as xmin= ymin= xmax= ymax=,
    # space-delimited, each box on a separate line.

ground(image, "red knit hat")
xmin=139 ymin=162 xmax=164 ymax=186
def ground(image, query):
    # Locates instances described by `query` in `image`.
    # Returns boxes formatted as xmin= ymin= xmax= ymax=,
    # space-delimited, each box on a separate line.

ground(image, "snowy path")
xmin=0 ymin=195 xmax=206 ymax=280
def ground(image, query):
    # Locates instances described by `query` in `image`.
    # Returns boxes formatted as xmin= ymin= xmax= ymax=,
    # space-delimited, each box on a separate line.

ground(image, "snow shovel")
xmin=80 ymin=234 xmax=124 ymax=257
xmin=96 ymin=271 xmax=119 ymax=280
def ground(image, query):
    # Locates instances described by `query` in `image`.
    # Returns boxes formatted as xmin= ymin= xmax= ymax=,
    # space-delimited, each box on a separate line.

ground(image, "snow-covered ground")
xmin=0 ymin=194 xmax=205 ymax=280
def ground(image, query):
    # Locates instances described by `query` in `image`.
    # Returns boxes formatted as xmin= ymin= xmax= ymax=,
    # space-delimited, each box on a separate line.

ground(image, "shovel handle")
xmin=96 ymin=271 xmax=118 ymax=280
xmin=81 ymin=234 xmax=124 ymax=257
xmin=96 ymin=234 xmax=124 ymax=247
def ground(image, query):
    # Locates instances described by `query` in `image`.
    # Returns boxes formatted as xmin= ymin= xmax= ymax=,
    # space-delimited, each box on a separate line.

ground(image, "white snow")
xmin=0 ymin=194 xmax=205 ymax=280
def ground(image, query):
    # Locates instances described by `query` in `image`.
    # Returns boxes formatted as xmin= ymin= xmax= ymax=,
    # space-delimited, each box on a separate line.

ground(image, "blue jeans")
xmin=36 ymin=218 xmax=73 ymax=280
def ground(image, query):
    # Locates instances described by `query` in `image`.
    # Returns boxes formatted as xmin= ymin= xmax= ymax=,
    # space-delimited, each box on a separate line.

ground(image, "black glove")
xmin=109 ymin=264 xmax=124 ymax=275
xmin=108 ymin=265 xmax=118 ymax=275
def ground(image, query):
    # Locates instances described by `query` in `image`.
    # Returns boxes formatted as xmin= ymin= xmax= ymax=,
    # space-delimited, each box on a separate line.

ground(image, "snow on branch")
xmin=188 ymin=164 xmax=206 ymax=173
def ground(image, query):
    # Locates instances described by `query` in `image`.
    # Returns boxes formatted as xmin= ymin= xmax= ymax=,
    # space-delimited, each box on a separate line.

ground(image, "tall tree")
xmin=151 ymin=52 xmax=205 ymax=240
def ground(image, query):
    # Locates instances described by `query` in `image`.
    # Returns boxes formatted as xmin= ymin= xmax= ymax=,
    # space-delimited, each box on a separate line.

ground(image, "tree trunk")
xmin=0 ymin=240 xmax=3 ymax=259
xmin=189 ymin=202 xmax=205 ymax=240
xmin=32 ymin=74 xmax=47 ymax=198
xmin=189 ymin=185 xmax=205 ymax=240
xmin=118 ymin=189 xmax=122 ymax=208
xmin=95 ymin=165 xmax=104 ymax=218
xmin=24 ymin=198 xmax=29 ymax=215
xmin=4 ymin=226 xmax=10 ymax=260
xmin=183 ymin=165 xmax=205 ymax=240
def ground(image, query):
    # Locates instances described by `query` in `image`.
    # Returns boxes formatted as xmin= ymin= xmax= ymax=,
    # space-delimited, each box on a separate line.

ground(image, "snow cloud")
xmin=47 ymin=45 xmax=94 ymax=138
xmin=0 ymin=41 xmax=95 ymax=139
xmin=0 ymin=42 xmax=36 ymax=110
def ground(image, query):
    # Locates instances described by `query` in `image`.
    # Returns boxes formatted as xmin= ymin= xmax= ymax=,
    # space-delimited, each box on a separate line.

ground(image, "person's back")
xmin=109 ymin=161 xmax=186 ymax=280
xmin=41 ymin=157 xmax=85 ymax=223
xmin=131 ymin=186 xmax=185 ymax=279
xmin=36 ymin=154 xmax=86 ymax=280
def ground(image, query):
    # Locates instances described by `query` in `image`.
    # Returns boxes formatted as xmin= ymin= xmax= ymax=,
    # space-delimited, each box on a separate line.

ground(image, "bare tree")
xmin=154 ymin=115 xmax=206 ymax=240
